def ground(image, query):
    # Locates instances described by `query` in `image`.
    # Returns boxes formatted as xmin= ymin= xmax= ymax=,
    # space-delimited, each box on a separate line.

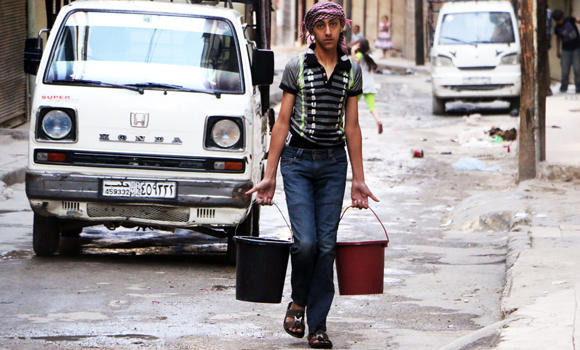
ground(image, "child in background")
xmin=352 ymin=39 xmax=383 ymax=134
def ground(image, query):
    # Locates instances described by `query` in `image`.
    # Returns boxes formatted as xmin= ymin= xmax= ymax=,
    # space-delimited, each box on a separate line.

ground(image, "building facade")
xmin=273 ymin=0 xmax=420 ymax=61
xmin=0 ymin=1 xmax=28 ymax=127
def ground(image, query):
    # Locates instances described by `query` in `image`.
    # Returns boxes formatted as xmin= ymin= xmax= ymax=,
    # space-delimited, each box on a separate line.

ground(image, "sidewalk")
xmin=0 ymin=127 xmax=27 ymax=187
xmin=375 ymin=54 xmax=431 ymax=75
xmin=492 ymin=93 xmax=580 ymax=349
xmin=539 ymin=93 xmax=580 ymax=180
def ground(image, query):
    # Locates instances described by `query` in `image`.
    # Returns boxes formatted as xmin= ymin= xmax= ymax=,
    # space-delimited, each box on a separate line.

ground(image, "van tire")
xmin=226 ymin=205 xmax=257 ymax=265
xmin=33 ymin=214 xmax=60 ymax=257
xmin=59 ymin=228 xmax=82 ymax=256
xmin=432 ymin=96 xmax=445 ymax=115
xmin=509 ymin=97 xmax=520 ymax=111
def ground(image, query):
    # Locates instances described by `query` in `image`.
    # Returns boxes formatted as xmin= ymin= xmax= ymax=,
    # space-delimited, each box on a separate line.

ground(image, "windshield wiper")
xmin=50 ymin=79 xmax=144 ymax=94
xmin=128 ymin=82 xmax=221 ymax=98
xmin=440 ymin=36 xmax=476 ymax=46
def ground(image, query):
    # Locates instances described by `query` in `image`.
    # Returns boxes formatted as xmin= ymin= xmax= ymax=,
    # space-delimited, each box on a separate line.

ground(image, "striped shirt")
xmin=280 ymin=45 xmax=362 ymax=148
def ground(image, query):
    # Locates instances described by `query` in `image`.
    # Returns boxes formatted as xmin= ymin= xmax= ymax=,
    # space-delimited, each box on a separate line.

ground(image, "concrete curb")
xmin=438 ymin=318 xmax=518 ymax=350
xmin=501 ymin=225 xmax=532 ymax=310
xmin=538 ymin=162 xmax=580 ymax=181
xmin=377 ymin=62 xmax=430 ymax=76
xmin=439 ymin=222 xmax=532 ymax=350
xmin=1 ymin=167 xmax=26 ymax=187
xmin=0 ymin=128 xmax=27 ymax=140
xmin=0 ymin=128 xmax=27 ymax=186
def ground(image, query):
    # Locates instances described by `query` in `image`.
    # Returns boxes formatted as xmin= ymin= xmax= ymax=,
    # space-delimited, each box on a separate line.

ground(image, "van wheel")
xmin=33 ymin=214 xmax=60 ymax=257
xmin=226 ymin=205 xmax=256 ymax=265
xmin=432 ymin=96 xmax=445 ymax=115
xmin=509 ymin=97 xmax=520 ymax=113
xmin=59 ymin=228 xmax=82 ymax=256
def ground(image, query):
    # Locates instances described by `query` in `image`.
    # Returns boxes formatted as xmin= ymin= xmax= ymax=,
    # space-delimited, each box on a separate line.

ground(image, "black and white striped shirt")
xmin=280 ymin=44 xmax=363 ymax=149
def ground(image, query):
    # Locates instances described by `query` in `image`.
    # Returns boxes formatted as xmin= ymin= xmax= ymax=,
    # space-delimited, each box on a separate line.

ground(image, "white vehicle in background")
xmin=23 ymin=0 xmax=274 ymax=263
xmin=430 ymin=1 xmax=521 ymax=115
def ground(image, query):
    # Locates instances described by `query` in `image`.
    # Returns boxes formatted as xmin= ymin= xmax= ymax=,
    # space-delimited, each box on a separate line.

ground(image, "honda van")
xmin=430 ymin=1 xmax=521 ymax=114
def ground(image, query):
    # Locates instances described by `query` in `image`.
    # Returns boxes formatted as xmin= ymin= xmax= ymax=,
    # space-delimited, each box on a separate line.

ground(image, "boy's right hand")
xmin=245 ymin=178 xmax=276 ymax=205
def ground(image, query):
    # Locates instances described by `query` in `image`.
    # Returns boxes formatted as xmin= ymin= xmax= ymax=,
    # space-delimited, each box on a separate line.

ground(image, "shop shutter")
xmin=0 ymin=0 xmax=27 ymax=127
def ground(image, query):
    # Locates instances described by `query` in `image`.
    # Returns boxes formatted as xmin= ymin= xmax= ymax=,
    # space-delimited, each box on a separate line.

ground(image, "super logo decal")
xmin=41 ymin=95 xmax=71 ymax=100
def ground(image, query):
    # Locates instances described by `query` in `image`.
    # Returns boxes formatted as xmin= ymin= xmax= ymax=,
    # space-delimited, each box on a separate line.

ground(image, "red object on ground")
xmin=335 ymin=206 xmax=390 ymax=295
xmin=412 ymin=149 xmax=424 ymax=158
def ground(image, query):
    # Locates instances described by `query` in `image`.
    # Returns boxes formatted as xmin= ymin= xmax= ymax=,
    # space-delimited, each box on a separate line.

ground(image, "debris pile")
xmin=487 ymin=127 xmax=517 ymax=141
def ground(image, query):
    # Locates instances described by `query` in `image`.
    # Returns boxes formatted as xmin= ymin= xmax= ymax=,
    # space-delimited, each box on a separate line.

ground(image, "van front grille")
xmin=457 ymin=66 xmax=496 ymax=70
xmin=196 ymin=208 xmax=215 ymax=219
xmin=87 ymin=203 xmax=189 ymax=222
xmin=33 ymin=149 xmax=245 ymax=173
xmin=445 ymin=84 xmax=512 ymax=91
xmin=62 ymin=201 xmax=80 ymax=211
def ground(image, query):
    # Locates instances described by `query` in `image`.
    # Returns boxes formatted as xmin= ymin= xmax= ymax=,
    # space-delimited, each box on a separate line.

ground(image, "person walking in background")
xmin=427 ymin=3 xmax=435 ymax=46
xmin=349 ymin=24 xmax=364 ymax=47
xmin=246 ymin=2 xmax=378 ymax=348
xmin=552 ymin=9 xmax=580 ymax=93
xmin=546 ymin=7 xmax=553 ymax=96
xmin=351 ymin=39 xmax=383 ymax=134
xmin=375 ymin=15 xmax=393 ymax=58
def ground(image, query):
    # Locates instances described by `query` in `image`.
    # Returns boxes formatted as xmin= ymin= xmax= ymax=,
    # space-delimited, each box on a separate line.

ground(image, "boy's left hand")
xmin=351 ymin=180 xmax=379 ymax=209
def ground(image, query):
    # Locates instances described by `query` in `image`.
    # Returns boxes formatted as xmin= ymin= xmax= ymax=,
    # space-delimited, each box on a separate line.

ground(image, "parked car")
xmin=430 ymin=1 xmax=521 ymax=115
xmin=23 ymin=0 xmax=274 ymax=263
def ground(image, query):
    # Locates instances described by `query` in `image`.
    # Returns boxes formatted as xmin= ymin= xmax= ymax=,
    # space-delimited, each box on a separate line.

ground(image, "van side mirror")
xmin=251 ymin=49 xmax=274 ymax=86
xmin=24 ymin=37 xmax=43 ymax=75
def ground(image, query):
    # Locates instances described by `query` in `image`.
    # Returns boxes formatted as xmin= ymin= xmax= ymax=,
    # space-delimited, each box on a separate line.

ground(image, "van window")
xmin=46 ymin=11 xmax=243 ymax=93
xmin=439 ymin=12 xmax=515 ymax=45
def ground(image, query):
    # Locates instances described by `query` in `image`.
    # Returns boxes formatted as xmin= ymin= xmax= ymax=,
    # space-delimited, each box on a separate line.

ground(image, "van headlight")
xmin=434 ymin=55 xmax=454 ymax=67
xmin=500 ymin=53 xmax=520 ymax=65
xmin=212 ymin=119 xmax=240 ymax=147
xmin=205 ymin=116 xmax=244 ymax=150
xmin=42 ymin=110 xmax=72 ymax=139
xmin=36 ymin=108 xmax=77 ymax=142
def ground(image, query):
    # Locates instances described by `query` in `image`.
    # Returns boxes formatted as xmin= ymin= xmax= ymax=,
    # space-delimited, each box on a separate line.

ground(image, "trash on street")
xmin=452 ymin=157 xmax=500 ymax=172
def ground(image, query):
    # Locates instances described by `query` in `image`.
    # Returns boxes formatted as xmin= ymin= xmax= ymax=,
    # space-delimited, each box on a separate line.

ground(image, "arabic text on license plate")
xmin=463 ymin=76 xmax=491 ymax=84
xmin=101 ymin=180 xmax=176 ymax=199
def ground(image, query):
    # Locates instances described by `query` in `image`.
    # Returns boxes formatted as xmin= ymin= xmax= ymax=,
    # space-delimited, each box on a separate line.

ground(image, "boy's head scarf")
xmin=302 ymin=1 xmax=350 ymax=54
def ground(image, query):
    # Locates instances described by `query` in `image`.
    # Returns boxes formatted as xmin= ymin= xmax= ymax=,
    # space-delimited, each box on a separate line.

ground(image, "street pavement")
xmin=1 ymin=50 xmax=580 ymax=349
xmin=373 ymin=54 xmax=580 ymax=349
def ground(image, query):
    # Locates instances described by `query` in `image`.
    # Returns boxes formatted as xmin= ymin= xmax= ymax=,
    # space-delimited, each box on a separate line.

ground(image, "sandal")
xmin=308 ymin=330 xmax=333 ymax=349
xmin=283 ymin=302 xmax=305 ymax=338
xmin=377 ymin=121 xmax=383 ymax=134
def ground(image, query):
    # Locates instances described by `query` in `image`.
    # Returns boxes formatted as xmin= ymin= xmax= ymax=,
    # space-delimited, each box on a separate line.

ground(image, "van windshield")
xmin=438 ymin=12 xmax=515 ymax=45
xmin=45 ymin=11 xmax=243 ymax=93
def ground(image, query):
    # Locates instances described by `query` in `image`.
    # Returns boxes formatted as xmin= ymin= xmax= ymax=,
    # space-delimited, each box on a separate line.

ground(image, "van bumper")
xmin=26 ymin=172 xmax=253 ymax=226
xmin=432 ymin=66 xmax=521 ymax=99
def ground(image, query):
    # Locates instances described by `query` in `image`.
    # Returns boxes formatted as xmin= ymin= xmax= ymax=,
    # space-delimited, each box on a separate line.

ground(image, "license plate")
xmin=101 ymin=179 xmax=177 ymax=199
xmin=463 ymin=76 xmax=491 ymax=85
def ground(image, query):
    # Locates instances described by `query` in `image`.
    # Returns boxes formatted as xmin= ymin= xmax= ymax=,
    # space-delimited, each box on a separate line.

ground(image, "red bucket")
xmin=336 ymin=206 xmax=389 ymax=295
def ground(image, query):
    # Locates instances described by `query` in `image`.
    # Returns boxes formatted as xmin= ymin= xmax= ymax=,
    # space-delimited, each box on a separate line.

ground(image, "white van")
xmin=430 ymin=1 xmax=521 ymax=114
xmin=23 ymin=0 xmax=274 ymax=262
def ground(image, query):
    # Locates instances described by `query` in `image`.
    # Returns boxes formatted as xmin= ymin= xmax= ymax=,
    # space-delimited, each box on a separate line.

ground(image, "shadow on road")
xmin=29 ymin=228 xmax=236 ymax=267
xmin=444 ymin=101 xmax=516 ymax=117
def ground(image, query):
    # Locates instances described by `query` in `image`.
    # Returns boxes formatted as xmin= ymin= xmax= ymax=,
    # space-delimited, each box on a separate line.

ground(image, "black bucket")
xmin=234 ymin=236 xmax=293 ymax=303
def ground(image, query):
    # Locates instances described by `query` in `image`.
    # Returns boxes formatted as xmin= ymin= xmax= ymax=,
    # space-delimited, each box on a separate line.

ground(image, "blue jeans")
xmin=560 ymin=48 xmax=580 ymax=92
xmin=280 ymin=146 xmax=347 ymax=334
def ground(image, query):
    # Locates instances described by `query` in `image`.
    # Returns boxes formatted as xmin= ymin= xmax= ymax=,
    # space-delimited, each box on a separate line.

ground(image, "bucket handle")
xmin=272 ymin=201 xmax=293 ymax=235
xmin=339 ymin=206 xmax=390 ymax=245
